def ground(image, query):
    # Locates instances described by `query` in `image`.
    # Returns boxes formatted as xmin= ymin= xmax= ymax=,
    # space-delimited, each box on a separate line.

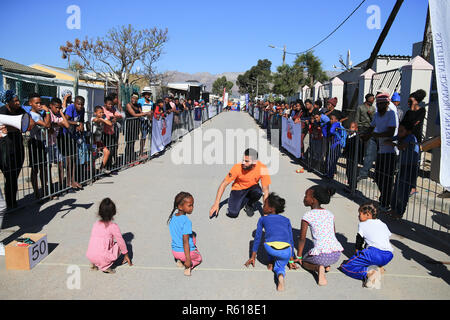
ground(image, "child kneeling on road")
xmin=244 ymin=192 xmax=297 ymax=291
xmin=339 ymin=203 xmax=393 ymax=289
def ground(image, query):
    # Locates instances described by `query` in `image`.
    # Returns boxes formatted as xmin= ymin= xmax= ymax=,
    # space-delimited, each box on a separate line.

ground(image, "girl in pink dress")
xmin=86 ymin=198 xmax=132 ymax=273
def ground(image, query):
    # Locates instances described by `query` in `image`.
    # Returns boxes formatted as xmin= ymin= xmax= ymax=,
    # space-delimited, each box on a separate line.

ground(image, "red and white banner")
xmin=281 ymin=116 xmax=302 ymax=158
xmin=151 ymin=112 xmax=174 ymax=156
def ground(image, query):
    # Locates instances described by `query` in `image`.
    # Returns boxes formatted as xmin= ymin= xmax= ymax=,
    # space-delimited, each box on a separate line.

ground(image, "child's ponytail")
xmin=310 ymin=185 xmax=336 ymax=205
xmin=167 ymin=192 xmax=193 ymax=225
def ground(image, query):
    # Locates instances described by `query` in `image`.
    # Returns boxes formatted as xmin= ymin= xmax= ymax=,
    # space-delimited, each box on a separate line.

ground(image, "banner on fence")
xmin=208 ymin=105 xmax=217 ymax=118
xmin=151 ymin=113 xmax=174 ymax=156
xmin=253 ymin=107 xmax=259 ymax=120
xmin=281 ymin=116 xmax=302 ymax=158
xmin=430 ymin=0 xmax=450 ymax=189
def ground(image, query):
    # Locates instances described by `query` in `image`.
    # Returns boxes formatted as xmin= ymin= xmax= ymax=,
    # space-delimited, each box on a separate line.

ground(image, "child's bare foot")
xmin=176 ymin=260 xmax=184 ymax=268
xmin=364 ymin=266 xmax=381 ymax=288
xmin=90 ymin=264 xmax=98 ymax=271
xmin=318 ymin=265 xmax=327 ymax=286
xmin=184 ymin=268 xmax=191 ymax=276
xmin=277 ymin=274 xmax=285 ymax=291
xmin=267 ymin=263 xmax=273 ymax=271
xmin=325 ymin=266 xmax=330 ymax=273
xmin=379 ymin=266 xmax=386 ymax=274
xmin=103 ymin=268 xmax=116 ymax=274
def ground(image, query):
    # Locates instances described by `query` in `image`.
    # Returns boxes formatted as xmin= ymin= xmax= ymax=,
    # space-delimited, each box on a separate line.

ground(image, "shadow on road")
xmin=2 ymin=198 xmax=94 ymax=245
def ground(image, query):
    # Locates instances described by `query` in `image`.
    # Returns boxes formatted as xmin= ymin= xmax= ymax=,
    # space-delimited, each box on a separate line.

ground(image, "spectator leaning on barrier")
xmin=402 ymin=89 xmax=427 ymax=196
xmin=362 ymin=93 xmax=398 ymax=210
xmin=60 ymin=95 xmax=86 ymax=190
xmin=0 ymin=90 xmax=32 ymax=209
xmin=48 ymin=97 xmax=69 ymax=194
xmin=102 ymin=95 xmax=123 ymax=171
xmin=91 ymin=105 xmax=112 ymax=174
xmin=385 ymin=120 xmax=420 ymax=220
xmin=27 ymin=93 xmax=51 ymax=200
xmin=325 ymin=97 xmax=347 ymax=123
xmin=138 ymin=87 xmax=154 ymax=160
xmin=125 ymin=93 xmax=150 ymax=165
xmin=356 ymin=93 xmax=377 ymax=182
xmin=326 ymin=114 xmax=347 ymax=179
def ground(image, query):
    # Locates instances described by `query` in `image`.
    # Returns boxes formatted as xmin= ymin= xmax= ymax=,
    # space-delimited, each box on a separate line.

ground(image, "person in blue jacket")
xmin=244 ymin=192 xmax=298 ymax=291
xmin=326 ymin=114 xmax=347 ymax=179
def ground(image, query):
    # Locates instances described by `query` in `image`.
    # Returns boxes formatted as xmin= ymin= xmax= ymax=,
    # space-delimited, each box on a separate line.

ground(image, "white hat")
xmin=141 ymin=86 xmax=152 ymax=94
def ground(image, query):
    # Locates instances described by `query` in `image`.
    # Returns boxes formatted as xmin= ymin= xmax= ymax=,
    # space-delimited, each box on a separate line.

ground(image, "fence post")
xmin=400 ymin=55 xmax=434 ymax=128
xmin=358 ymin=68 xmax=376 ymax=104
xmin=330 ymin=77 xmax=344 ymax=111
xmin=313 ymin=82 xmax=322 ymax=102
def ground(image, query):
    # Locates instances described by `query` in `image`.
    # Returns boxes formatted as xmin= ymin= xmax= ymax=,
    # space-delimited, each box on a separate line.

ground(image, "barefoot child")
xmin=339 ymin=203 xmax=393 ymax=289
xmin=295 ymin=185 xmax=343 ymax=286
xmin=86 ymin=198 xmax=132 ymax=273
xmin=244 ymin=192 xmax=297 ymax=291
xmin=168 ymin=192 xmax=202 ymax=276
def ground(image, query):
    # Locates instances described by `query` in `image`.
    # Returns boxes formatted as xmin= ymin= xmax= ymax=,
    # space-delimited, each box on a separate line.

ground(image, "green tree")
xmin=212 ymin=76 xmax=234 ymax=96
xmin=293 ymin=51 xmax=328 ymax=87
xmin=237 ymin=59 xmax=272 ymax=99
xmin=272 ymin=64 xmax=304 ymax=98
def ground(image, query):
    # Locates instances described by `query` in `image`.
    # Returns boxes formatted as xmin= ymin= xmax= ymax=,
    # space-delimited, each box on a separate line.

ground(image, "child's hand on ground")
xmin=293 ymin=258 xmax=303 ymax=265
xmin=244 ymin=258 xmax=255 ymax=268
xmin=288 ymin=262 xmax=299 ymax=270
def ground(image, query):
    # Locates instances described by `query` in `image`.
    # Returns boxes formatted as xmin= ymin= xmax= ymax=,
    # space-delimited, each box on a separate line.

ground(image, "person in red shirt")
xmin=209 ymin=148 xmax=271 ymax=219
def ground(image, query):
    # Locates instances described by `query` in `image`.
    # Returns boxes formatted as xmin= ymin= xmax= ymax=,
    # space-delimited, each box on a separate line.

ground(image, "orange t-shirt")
xmin=225 ymin=161 xmax=271 ymax=191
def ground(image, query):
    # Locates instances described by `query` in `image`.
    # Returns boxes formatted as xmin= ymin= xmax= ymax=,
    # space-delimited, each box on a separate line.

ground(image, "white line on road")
xmin=38 ymin=262 xmax=441 ymax=280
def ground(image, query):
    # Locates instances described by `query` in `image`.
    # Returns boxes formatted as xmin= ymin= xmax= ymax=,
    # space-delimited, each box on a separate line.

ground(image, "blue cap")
xmin=391 ymin=92 xmax=401 ymax=102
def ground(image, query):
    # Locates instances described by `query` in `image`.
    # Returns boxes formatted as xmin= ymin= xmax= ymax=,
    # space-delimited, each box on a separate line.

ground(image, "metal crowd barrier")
xmin=0 ymin=105 xmax=222 ymax=212
xmin=246 ymin=106 xmax=449 ymax=241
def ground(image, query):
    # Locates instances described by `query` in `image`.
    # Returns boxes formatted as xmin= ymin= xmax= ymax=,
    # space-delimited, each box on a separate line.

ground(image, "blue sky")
xmin=0 ymin=0 xmax=429 ymax=74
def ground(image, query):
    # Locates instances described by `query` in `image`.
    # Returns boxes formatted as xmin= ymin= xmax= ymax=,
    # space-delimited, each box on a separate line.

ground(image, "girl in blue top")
xmin=168 ymin=192 xmax=202 ymax=276
xmin=244 ymin=192 xmax=298 ymax=291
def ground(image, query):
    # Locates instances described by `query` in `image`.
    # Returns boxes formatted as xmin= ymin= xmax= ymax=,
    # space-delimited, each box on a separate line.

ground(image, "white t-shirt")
xmin=371 ymin=108 xmax=398 ymax=154
xmin=358 ymin=219 xmax=393 ymax=252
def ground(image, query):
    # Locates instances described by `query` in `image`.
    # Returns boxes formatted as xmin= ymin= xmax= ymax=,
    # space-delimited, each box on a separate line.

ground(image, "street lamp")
xmin=268 ymin=44 xmax=287 ymax=65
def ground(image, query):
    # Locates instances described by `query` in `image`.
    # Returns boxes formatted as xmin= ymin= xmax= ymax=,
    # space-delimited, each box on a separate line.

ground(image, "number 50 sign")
xmin=29 ymin=235 xmax=49 ymax=269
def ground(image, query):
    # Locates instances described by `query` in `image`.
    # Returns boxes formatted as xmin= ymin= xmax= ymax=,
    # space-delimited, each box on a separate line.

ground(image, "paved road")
xmin=1 ymin=111 xmax=449 ymax=299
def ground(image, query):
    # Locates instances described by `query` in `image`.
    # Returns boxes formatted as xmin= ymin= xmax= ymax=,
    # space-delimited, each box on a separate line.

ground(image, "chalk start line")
xmin=38 ymin=262 xmax=440 ymax=280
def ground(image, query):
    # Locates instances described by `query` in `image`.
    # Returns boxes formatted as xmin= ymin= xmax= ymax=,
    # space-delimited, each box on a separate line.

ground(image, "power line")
xmin=288 ymin=0 xmax=367 ymax=56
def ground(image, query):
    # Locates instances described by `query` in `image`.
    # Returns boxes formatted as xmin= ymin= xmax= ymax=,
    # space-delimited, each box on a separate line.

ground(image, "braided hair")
xmin=359 ymin=202 xmax=378 ymax=219
xmin=167 ymin=192 xmax=193 ymax=225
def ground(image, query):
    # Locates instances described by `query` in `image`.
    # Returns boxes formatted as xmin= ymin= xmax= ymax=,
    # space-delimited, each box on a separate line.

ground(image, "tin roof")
xmin=0 ymin=58 xmax=55 ymax=78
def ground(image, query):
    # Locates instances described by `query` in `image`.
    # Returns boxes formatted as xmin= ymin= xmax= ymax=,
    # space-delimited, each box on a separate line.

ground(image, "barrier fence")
xmin=247 ymin=105 xmax=449 ymax=242
xmin=0 ymin=104 xmax=223 ymax=211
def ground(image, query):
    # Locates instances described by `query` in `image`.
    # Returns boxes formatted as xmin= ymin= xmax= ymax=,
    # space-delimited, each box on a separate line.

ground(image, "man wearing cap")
xmin=209 ymin=148 xmax=271 ymax=219
xmin=391 ymin=92 xmax=403 ymax=122
xmin=361 ymin=93 xmax=398 ymax=209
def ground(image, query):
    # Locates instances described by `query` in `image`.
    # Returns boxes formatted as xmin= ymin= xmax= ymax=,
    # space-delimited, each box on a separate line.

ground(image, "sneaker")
xmin=364 ymin=266 xmax=381 ymax=289
xmin=0 ymin=242 xmax=5 ymax=256
xmin=244 ymin=204 xmax=255 ymax=217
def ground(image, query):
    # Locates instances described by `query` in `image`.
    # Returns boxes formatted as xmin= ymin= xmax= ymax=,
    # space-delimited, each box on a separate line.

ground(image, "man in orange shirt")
xmin=209 ymin=148 xmax=271 ymax=218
